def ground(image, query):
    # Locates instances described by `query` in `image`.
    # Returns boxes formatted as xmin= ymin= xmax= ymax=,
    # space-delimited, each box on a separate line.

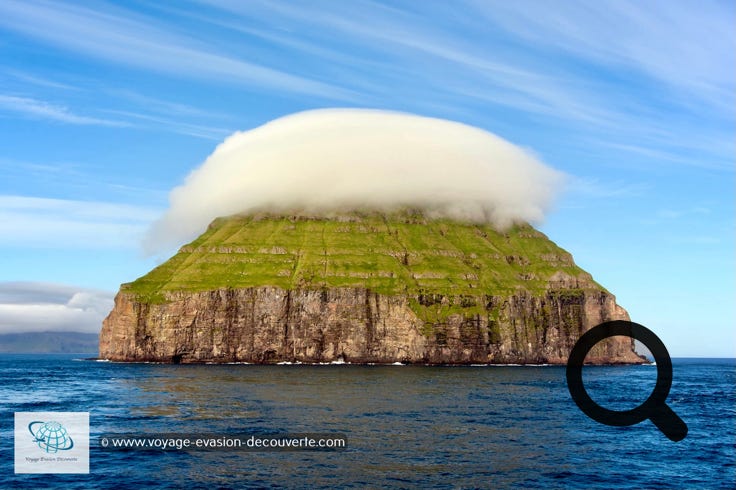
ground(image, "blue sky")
xmin=0 ymin=0 xmax=733 ymax=356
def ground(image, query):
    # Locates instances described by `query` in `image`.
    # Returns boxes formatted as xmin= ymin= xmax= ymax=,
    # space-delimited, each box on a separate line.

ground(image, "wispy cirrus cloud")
xmin=0 ymin=94 xmax=126 ymax=126
xmin=656 ymin=207 xmax=711 ymax=220
xmin=192 ymin=1 xmax=619 ymax=119
xmin=2 ymin=66 xmax=232 ymax=137
xmin=0 ymin=195 xmax=160 ymax=249
xmin=0 ymin=0 xmax=731 ymax=173
xmin=2 ymin=69 xmax=78 ymax=91
xmin=193 ymin=0 xmax=734 ymax=171
xmin=0 ymin=0 xmax=351 ymax=100
xmin=0 ymin=157 xmax=169 ymax=205
xmin=470 ymin=0 xmax=735 ymax=114
xmin=104 ymin=109 xmax=233 ymax=141
xmin=1 ymin=67 xmax=224 ymax=138
xmin=0 ymin=90 xmax=232 ymax=139
xmin=566 ymin=177 xmax=649 ymax=199
xmin=108 ymin=89 xmax=231 ymax=119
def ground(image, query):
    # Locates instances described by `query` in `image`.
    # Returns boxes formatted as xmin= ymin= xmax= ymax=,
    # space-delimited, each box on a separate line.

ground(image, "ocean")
xmin=1 ymin=355 xmax=733 ymax=489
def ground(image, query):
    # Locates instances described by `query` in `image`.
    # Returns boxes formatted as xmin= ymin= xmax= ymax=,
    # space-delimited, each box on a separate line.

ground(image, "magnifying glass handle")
xmin=650 ymin=404 xmax=688 ymax=442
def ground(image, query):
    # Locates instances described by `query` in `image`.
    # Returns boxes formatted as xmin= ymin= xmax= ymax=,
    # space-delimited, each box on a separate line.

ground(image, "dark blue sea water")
xmin=1 ymin=355 xmax=734 ymax=489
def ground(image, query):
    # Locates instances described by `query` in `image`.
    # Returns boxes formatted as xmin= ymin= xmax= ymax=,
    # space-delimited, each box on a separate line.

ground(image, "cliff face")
xmin=99 ymin=212 xmax=643 ymax=364
xmin=100 ymin=286 xmax=638 ymax=364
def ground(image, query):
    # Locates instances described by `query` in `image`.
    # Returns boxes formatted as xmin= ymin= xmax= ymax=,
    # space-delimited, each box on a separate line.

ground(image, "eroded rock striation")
xmin=100 ymin=211 xmax=643 ymax=364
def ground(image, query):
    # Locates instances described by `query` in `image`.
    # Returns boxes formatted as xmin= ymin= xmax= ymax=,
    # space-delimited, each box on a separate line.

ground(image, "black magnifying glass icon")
xmin=566 ymin=320 xmax=688 ymax=442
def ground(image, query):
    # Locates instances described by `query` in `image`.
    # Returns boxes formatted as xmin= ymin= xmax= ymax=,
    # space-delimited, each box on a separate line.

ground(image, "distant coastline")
xmin=0 ymin=332 xmax=99 ymax=354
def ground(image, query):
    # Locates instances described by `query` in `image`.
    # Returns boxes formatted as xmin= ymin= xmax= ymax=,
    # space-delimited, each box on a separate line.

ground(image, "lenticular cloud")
xmin=144 ymin=109 xmax=564 ymax=253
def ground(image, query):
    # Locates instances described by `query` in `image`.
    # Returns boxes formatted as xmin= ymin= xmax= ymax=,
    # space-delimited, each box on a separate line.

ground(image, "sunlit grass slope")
xmin=125 ymin=211 xmax=595 ymax=309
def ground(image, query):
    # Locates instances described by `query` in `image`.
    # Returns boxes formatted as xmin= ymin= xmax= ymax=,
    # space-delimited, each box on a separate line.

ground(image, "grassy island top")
xmin=125 ymin=210 xmax=597 ymax=304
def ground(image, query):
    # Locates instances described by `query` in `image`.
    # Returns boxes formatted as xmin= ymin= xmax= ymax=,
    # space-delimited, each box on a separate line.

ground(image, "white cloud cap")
xmin=145 ymin=109 xmax=564 ymax=252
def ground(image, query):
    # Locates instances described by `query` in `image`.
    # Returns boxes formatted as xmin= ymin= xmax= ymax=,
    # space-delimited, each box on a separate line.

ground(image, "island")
xmin=99 ymin=210 xmax=644 ymax=364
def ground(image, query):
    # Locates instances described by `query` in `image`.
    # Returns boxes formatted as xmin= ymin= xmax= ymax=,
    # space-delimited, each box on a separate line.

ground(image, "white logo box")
xmin=14 ymin=412 xmax=89 ymax=474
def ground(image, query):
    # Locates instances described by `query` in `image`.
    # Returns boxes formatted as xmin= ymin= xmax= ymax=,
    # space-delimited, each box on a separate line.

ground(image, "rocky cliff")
xmin=99 ymin=211 xmax=643 ymax=364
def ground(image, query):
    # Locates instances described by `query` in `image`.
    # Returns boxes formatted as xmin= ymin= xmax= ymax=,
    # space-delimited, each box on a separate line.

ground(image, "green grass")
xmin=124 ymin=211 xmax=599 ymax=321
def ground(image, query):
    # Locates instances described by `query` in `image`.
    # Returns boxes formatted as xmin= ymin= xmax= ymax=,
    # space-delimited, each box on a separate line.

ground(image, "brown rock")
xmin=99 ymin=286 xmax=643 ymax=364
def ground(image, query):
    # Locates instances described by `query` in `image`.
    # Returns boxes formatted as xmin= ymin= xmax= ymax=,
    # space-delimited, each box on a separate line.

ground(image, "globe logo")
xmin=28 ymin=421 xmax=74 ymax=453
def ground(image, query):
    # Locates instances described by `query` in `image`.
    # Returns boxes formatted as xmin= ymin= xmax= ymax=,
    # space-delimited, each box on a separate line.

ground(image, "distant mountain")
xmin=0 ymin=332 xmax=99 ymax=354
xmin=101 ymin=210 xmax=642 ymax=364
